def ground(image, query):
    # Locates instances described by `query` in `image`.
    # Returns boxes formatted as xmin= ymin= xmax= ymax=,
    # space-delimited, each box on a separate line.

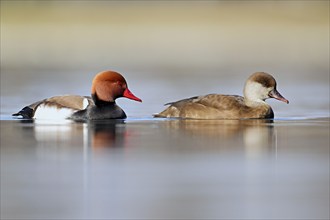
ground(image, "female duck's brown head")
xmin=91 ymin=70 xmax=142 ymax=103
xmin=243 ymin=72 xmax=289 ymax=104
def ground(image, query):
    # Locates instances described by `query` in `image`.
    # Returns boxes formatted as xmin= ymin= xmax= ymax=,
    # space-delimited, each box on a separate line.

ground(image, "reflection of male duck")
xmin=87 ymin=120 xmax=126 ymax=149
xmin=14 ymin=119 xmax=127 ymax=153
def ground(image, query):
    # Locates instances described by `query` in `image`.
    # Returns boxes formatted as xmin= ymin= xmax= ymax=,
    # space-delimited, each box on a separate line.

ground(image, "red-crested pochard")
xmin=154 ymin=72 xmax=289 ymax=119
xmin=12 ymin=70 xmax=142 ymax=120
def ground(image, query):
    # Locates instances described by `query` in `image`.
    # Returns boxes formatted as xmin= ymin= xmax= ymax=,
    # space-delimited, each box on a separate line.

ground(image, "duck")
xmin=12 ymin=70 xmax=142 ymax=120
xmin=154 ymin=72 xmax=288 ymax=119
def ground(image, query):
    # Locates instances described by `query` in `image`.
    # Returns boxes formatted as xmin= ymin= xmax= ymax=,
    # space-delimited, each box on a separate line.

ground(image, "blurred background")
xmin=1 ymin=0 xmax=329 ymax=117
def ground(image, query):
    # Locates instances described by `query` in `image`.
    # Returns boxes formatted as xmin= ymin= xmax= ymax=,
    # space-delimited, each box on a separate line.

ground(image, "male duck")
xmin=13 ymin=70 xmax=142 ymax=120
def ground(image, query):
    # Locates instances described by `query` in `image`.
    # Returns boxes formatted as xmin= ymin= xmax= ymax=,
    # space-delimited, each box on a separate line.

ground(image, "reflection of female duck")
xmin=155 ymin=72 xmax=288 ymax=119
xmin=161 ymin=119 xmax=273 ymax=138
xmin=159 ymin=119 xmax=275 ymax=158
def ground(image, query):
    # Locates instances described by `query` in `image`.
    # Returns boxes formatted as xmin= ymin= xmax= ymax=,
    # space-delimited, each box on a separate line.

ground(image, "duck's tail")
xmin=12 ymin=106 xmax=34 ymax=119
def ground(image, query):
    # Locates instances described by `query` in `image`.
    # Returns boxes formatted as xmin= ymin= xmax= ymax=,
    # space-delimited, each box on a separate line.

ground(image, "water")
xmin=1 ymin=70 xmax=329 ymax=219
xmin=1 ymin=118 xmax=329 ymax=219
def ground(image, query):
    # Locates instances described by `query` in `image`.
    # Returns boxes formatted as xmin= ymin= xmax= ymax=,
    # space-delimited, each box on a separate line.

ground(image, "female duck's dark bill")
xmin=269 ymin=89 xmax=289 ymax=104
xmin=123 ymin=88 xmax=142 ymax=102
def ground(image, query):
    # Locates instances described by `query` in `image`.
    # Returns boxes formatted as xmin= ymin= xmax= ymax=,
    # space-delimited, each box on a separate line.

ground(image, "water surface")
xmin=1 ymin=117 xmax=329 ymax=219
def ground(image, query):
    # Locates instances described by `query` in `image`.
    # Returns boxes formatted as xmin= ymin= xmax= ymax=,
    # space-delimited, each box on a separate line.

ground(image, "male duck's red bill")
xmin=12 ymin=70 xmax=142 ymax=120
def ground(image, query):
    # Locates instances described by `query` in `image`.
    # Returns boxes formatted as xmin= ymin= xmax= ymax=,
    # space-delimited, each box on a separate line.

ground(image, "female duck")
xmin=13 ymin=70 xmax=142 ymax=120
xmin=154 ymin=72 xmax=288 ymax=119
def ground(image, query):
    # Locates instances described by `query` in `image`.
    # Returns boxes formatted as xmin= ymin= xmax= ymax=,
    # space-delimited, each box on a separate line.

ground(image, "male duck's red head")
xmin=91 ymin=70 xmax=142 ymax=103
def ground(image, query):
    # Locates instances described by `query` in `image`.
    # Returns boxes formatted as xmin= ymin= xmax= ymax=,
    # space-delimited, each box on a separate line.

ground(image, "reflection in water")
xmin=86 ymin=120 xmax=126 ymax=150
xmin=159 ymin=119 xmax=275 ymax=159
xmin=14 ymin=118 xmax=275 ymax=159
xmin=2 ymin=119 xmax=329 ymax=219
xmin=17 ymin=119 xmax=127 ymax=150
